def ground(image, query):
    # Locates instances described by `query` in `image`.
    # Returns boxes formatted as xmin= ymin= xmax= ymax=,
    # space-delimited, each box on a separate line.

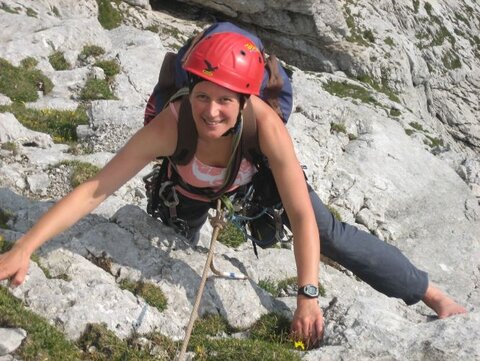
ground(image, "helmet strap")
xmin=221 ymin=95 xmax=248 ymax=137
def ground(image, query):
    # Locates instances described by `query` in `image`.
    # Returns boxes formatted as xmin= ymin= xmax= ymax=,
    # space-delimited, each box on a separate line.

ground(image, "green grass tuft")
xmin=96 ymin=0 xmax=122 ymax=30
xmin=80 ymin=78 xmax=115 ymax=100
xmin=49 ymin=51 xmax=70 ymax=70
xmin=56 ymin=160 xmax=101 ymax=188
xmin=331 ymin=122 xmax=347 ymax=134
xmin=217 ymin=222 xmax=246 ymax=248
xmin=80 ymin=44 xmax=106 ymax=58
xmin=94 ymin=60 xmax=120 ymax=78
xmin=323 ymin=80 xmax=379 ymax=106
xmin=189 ymin=313 xmax=301 ymax=360
xmin=0 ymin=286 xmax=83 ymax=360
xmin=119 ymin=279 xmax=168 ymax=312
xmin=390 ymin=108 xmax=401 ymax=117
xmin=0 ymin=58 xmax=53 ymax=102
xmin=0 ymin=102 xmax=89 ymax=143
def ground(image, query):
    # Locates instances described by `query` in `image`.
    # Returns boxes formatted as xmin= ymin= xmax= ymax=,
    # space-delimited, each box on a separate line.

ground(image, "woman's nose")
xmin=205 ymin=101 xmax=220 ymax=118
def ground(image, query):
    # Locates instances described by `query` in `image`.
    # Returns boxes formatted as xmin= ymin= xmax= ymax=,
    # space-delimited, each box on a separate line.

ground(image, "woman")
xmin=0 ymin=32 xmax=466 ymax=347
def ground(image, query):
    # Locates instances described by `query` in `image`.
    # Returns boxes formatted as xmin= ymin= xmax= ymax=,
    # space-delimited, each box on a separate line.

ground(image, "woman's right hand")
xmin=0 ymin=244 xmax=31 ymax=286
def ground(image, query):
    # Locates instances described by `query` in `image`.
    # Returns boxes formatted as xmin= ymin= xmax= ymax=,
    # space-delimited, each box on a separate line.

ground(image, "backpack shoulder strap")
xmin=262 ymin=54 xmax=286 ymax=122
xmin=241 ymin=99 xmax=263 ymax=167
xmin=170 ymin=95 xmax=197 ymax=165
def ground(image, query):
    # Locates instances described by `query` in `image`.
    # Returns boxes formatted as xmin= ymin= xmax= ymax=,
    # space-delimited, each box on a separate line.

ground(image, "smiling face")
xmin=189 ymin=81 xmax=242 ymax=140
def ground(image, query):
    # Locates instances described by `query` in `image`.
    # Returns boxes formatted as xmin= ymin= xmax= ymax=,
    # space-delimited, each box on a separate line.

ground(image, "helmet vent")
xmin=240 ymin=50 xmax=246 ymax=56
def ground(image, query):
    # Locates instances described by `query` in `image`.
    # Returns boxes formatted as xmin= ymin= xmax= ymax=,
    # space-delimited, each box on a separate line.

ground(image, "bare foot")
xmin=422 ymin=284 xmax=467 ymax=319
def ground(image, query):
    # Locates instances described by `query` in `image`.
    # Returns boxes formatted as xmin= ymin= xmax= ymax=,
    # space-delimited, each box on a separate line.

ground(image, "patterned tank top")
xmin=169 ymin=102 xmax=257 ymax=202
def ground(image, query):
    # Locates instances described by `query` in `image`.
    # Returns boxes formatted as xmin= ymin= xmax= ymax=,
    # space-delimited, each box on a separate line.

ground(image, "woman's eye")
xmin=196 ymin=94 xmax=208 ymax=101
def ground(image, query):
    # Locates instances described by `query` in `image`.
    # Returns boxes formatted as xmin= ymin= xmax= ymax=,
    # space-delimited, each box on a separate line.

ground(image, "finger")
xmin=315 ymin=318 xmax=324 ymax=340
xmin=10 ymin=267 xmax=28 ymax=287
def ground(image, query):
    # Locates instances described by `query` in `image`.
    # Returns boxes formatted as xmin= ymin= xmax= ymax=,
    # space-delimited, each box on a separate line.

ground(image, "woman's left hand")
xmin=291 ymin=297 xmax=324 ymax=349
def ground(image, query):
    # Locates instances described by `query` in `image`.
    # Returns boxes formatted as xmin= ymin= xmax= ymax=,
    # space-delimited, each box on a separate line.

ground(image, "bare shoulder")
xmin=130 ymin=101 xmax=179 ymax=159
xmin=248 ymin=96 xmax=292 ymax=160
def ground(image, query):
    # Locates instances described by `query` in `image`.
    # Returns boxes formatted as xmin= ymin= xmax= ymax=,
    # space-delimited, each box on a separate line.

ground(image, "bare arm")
xmin=251 ymin=96 xmax=323 ymax=345
xmin=0 ymin=105 xmax=178 ymax=284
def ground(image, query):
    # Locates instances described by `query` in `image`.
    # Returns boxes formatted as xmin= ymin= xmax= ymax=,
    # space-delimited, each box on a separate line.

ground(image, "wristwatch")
xmin=297 ymin=284 xmax=319 ymax=298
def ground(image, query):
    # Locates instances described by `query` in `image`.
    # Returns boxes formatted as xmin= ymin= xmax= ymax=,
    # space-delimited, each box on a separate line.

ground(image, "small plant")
xmin=119 ymin=279 xmax=168 ymax=312
xmin=26 ymin=7 xmax=37 ymax=17
xmin=409 ymin=121 xmax=424 ymax=131
xmin=425 ymin=135 xmax=444 ymax=148
xmin=0 ymin=103 xmax=89 ymax=143
xmin=145 ymin=24 xmax=159 ymax=33
xmin=0 ymin=286 xmax=83 ymax=360
xmin=189 ymin=313 xmax=301 ymax=360
xmin=80 ymin=78 xmax=115 ymax=100
xmin=258 ymin=276 xmax=301 ymax=298
xmin=51 ymin=5 xmax=60 ymax=17
xmin=384 ymin=37 xmax=395 ymax=46
xmin=412 ymin=0 xmax=420 ymax=13
xmin=442 ymin=51 xmax=461 ymax=70
xmin=356 ymin=73 xmax=401 ymax=103
xmin=363 ymin=29 xmax=375 ymax=43
xmin=217 ymin=222 xmax=245 ymax=248
xmin=48 ymin=51 xmax=70 ymax=71
xmin=94 ymin=60 xmax=120 ymax=78
xmin=96 ymin=0 xmax=122 ymax=30
xmin=20 ymin=57 xmax=38 ymax=70
xmin=424 ymin=2 xmax=433 ymax=16
xmin=0 ymin=58 xmax=53 ymax=102
xmin=1 ymin=142 xmax=18 ymax=153
xmin=0 ymin=4 xmax=19 ymax=13
xmin=30 ymin=254 xmax=53 ymax=279
xmin=80 ymin=44 xmax=105 ymax=59
xmin=390 ymin=108 xmax=401 ymax=117
xmin=56 ymin=160 xmax=100 ymax=188
xmin=323 ymin=80 xmax=379 ymax=106
xmin=249 ymin=313 xmax=292 ymax=344
xmin=330 ymin=122 xmax=347 ymax=134
xmin=258 ymin=278 xmax=278 ymax=295
xmin=77 ymin=323 xmax=157 ymax=360
xmin=405 ymin=128 xmax=415 ymax=136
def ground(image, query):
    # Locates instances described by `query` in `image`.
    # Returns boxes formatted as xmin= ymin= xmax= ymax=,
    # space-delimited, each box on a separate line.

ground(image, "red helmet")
xmin=182 ymin=32 xmax=265 ymax=95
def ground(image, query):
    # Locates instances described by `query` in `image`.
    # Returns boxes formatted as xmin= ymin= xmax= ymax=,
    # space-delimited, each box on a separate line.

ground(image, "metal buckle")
xmin=158 ymin=181 xmax=179 ymax=207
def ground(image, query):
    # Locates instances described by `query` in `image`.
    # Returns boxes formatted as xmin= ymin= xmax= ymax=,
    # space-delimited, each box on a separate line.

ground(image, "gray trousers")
xmin=159 ymin=183 xmax=429 ymax=305
xmin=297 ymin=184 xmax=429 ymax=305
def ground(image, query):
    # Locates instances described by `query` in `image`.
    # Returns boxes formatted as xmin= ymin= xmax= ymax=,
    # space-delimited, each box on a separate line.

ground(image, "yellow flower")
xmin=294 ymin=340 xmax=305 ymax=350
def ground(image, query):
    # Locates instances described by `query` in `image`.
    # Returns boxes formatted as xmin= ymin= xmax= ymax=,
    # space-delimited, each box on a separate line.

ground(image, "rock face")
xmin=0 ymin=0 xmax=480 ymax=360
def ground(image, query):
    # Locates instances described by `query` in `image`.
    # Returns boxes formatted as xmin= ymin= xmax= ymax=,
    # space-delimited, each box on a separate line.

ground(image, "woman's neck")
xmin=196 ymin=136 xmax=234 ymax=167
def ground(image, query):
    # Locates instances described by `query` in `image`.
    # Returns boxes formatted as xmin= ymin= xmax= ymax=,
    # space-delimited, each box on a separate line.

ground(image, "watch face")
xmin=304 ymin=285 xmax=318 ymax=296
xmin=300 ymin=284 xmax=318 ymax=297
